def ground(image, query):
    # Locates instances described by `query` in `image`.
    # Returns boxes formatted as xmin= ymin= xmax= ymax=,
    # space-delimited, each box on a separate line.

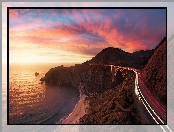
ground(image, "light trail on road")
xmin=134 ymin=69 xmax=164 ymax=124
xmin=88 ymin=64 xmax=173 ymax=131
xmin=129 ymin=68 xmax=172 ymax=131
xmin=113 ymin=66 xmax=173 ymax=131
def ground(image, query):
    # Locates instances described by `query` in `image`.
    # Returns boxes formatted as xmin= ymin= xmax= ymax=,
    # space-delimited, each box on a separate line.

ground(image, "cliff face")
xmin=141 ymin=37 xmax=166 ymax=106
xmin=42 ymin=64 xmax=134 ymax=95
xmin=43 ymin=65 xmax=113 ymax=94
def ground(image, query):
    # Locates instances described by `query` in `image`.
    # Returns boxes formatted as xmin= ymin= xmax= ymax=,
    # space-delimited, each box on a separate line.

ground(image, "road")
xmin=88 ymin=64 xmax=167 ymax=124
xmin=111 ymin=66 xmax=166 ymax=124
xmin=86 ymin=64 xmax=173 ymax=131
xmin=133 ymin=69 xmax=166 ymax=124
xmin=131 ymin=68 xmax=174 ymax=131
xmin=115 ymin=66 xmax=173 ymax=131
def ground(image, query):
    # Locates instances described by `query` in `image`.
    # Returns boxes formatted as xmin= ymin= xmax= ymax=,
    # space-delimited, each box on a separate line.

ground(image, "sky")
xmin=2 ymin=3 xmax=168 ymax=65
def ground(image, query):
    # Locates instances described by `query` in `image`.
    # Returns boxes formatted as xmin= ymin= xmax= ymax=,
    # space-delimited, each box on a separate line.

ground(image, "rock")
xmin=35 ymin=72 xmax=39 ymax=76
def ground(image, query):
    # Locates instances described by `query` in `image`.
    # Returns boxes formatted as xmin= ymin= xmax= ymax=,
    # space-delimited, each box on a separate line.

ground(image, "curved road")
xmin=84 ymin=64 xmax=173 ymax=131
xmin=113 ymin=66 xmax=166 ymax=124
xmin=89 ymin=64 xmax=167 ymax=125
xmin=114 ymin=66 xmax=173 ymax=131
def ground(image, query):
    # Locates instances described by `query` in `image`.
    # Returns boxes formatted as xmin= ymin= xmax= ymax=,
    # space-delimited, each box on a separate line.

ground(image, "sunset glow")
xmin=9 ymin=8 xmax=166 ymax=64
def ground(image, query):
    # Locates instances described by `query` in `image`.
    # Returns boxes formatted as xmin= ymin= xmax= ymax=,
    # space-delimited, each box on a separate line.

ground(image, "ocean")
xmin=8 ymin=63 xmax=80 ymax=124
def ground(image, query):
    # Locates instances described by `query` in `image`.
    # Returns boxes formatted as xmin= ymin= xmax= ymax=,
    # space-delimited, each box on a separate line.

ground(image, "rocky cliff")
xmin=42 ymin=64 xmax=134 ymax=95
xmin=43 ymin=65 xmax=113 ymax=94
xmin=141 ymin=37 xmax=166 ymax=107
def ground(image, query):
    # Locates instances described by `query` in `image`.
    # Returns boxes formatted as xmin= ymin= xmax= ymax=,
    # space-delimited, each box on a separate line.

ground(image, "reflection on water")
xmin=9 ymin=64 xmax=48 ymax=124
xmin=8 ymin=63 xmax=80 ymax=124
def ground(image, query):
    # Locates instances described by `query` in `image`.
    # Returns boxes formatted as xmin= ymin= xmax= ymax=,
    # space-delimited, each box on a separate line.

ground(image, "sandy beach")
xmin=62 ymin=94 xmax=88 ymax=124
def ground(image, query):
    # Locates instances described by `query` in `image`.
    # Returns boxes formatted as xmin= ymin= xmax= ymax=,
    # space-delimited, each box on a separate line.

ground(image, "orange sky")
xmin=7 ymin=8 xmax=166 ymax=65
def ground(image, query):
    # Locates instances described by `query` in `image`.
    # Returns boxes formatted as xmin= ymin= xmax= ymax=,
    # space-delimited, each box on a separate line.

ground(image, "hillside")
xmin=42 ymin=65 xmax=113 ymax=94
xmin=83 ymin=47 xmax=154 ymax=69
xmin=141 ymin=37 xmax=166 ymax=107
xmin=79 ymin=70 xmax=142 ymax=124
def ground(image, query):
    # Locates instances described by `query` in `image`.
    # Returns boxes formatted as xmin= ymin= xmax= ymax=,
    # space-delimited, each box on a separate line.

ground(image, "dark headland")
xmin=41 ymin=37 xmax=166 ymax=124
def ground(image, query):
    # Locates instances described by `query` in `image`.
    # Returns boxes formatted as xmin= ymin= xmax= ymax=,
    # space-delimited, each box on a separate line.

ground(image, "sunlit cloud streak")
xmin=9 ymin=8 xmax=166 ymax=63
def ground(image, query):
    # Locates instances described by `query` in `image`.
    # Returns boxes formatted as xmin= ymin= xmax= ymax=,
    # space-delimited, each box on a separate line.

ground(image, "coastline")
xmin=62 ymin=94 xmax=88 ymax=124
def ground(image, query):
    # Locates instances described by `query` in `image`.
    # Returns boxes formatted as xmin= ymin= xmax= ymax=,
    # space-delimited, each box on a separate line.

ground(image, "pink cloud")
xmin=9 ymin=9 xmax=166 ymax=54
xmin=9 ymin=9 xmax=18 ymax=19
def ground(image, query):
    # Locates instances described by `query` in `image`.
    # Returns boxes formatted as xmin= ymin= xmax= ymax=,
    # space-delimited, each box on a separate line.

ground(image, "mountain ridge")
xmin=83 ymin=45 xmax=155 ymax=69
